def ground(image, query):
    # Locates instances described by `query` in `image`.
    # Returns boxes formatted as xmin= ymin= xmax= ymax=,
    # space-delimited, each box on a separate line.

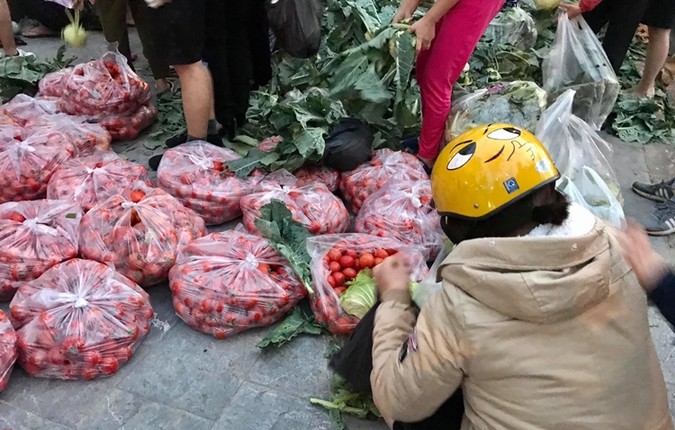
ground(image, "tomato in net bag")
xmin=1 ymin=95 xmax=60 ymax=126
xmin=38 ymin=68 xmax=73 ymax=98
xmin=157 ymin=141 xmax=264 ymax=225
xmin=99 ymin=104 xmax=158 ymax=141
xmin=47 ymin=152 xmax=149 ymax=212
xmin=25 ymin=113 xmax=112 ymax=156
xmin=0 ymin=200 xmax=81 ymax=301
xmin=355 ymin=177 xmax=444 ymax=261
xmin=79 ymin=182 xmax=206 ymax=288
xmin=0 ymin=130 xmax=75 ymax=203
xmin=241 ymin=171 xmax=350 ymax=236
xmin=293 ymin=165 xmax=341 ymax=192
xmin=9 ymin=259 xmax=153 ymax=380
xmin=0 ymin=310 xmax=17 ymax=392
xmin=307 ymin=233 xmax=428 ymax=335
xmin=169 ymin=230 xmax=306 ymax=339
xmin=339 ymin=149 xmax=428 ymax=213
xmin=59 ymin=51 xmax=151 ymax=119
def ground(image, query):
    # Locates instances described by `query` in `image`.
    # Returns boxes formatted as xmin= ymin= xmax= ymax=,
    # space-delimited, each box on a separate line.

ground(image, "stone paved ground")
xmin=0 ymin=31 xmax=673 ymax=430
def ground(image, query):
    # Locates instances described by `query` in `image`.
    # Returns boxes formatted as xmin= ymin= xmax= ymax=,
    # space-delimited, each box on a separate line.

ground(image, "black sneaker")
xmin=644 ymin=198 xmax=675 ymax=236
xmin=632 ymin=177 xmax=675 ymax=202
xmin=148 ymin=154 xmax=163 ymax=171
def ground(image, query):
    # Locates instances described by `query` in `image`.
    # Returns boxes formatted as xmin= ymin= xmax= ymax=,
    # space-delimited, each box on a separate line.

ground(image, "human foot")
xmin=627 ymin=85 xmax=655 ymax=99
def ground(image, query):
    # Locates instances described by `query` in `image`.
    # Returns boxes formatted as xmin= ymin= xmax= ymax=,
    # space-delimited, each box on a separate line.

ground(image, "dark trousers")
xmin=583 ymin=0 xmax=651 ymax=71
xmin=204 ymin=0 xmax=253 ymax=129
xmin=250 ymin=0 xmax=272 ymax=88
xmin=8 ymin=0 xmax=100 ymax=31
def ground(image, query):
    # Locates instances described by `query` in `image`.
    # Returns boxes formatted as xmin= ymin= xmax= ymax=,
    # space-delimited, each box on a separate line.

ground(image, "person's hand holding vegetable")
xmin=392 ymin=0 xmax=421 ymax=24
xmin=373 ymin=253 xmax=412 ymax=296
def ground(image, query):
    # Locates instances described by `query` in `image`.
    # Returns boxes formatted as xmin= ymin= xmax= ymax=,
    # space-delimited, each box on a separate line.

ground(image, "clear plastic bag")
xmin=241 ymin=171 xmax=349 ymax=236
xmin=38 ymin=68 xmax=73 ymax=98
xmin=1 ymin=95 xmax=59 ymax=126
xmin=25 ymin=113 xmax=112 ymax=156
xmin=410 ymin=241 xmax=453 ymax=309
xmin=59 ymin=51 xmax=151 ymax=119
xmin=355 ymin=177 xmax=444 ymax=261
xmin=79 ymin=181 xmax=207 ymax=287
xmin=0 ymin=129 xmax=75 ymax=203
xmin=157 ymin=141 xmax=264 ymax=225
xmin=47 ymin=152 xmax=149 ymax=212
xmin=0 ymin=200 xmax=81 ymax=301
xmin=0 ymin=310 xmax=17 ymax=392
xmin=169 ymin=230 xmax=306 ymax=339
xmin=293 ymin=165 xmax=341 ymax=192
xmin=482 ymin=6 xmax=537 ymax=50
xmin=10 ymin=259 xmax=153 ymax=380
xmin=339 ymin=149 xmax=428 ymax=214
xmin=99 ymin=104 xmax=158 ymax=141
xmin=307 ymin=233 xmax=428 ymax=335
xmin=536 ymin=90 xmax=625 ymax=226
xmin=542 ymin=13 xmax=620 ymax=130
xmin=446 ymin=81 xmax=547 ymax=142
xmin=267 ymin=0 xmax=324 ymax=59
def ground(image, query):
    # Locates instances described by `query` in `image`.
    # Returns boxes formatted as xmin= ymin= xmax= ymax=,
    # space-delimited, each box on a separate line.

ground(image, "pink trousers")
xmin=416 ymin=0 xmax=504 ymax=160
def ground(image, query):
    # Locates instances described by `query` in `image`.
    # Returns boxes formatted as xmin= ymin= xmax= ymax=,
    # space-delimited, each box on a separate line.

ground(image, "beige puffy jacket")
xmin=371 ymin=206 xmax=673 ymax=430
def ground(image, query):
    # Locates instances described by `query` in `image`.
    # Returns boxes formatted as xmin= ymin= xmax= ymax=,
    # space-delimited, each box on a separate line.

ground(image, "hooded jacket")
xmin=371 ymin=205 xmax=673 ymax=430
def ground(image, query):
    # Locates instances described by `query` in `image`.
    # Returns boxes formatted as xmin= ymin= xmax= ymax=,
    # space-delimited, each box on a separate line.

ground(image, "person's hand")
xmin=392 ymin=0 xmax=420 ymax=24
xmin=373 ymin=253 xmax=412 ymax=295
xmin=562 ymin=3 xmax=582 ymax=18
xmin=71 ymin=0 xmax=94 ymax=10
xmin=616 ymin=221 xmax=669 ymax=292
xmin=409 ymin=17 xmax=436 ymax=53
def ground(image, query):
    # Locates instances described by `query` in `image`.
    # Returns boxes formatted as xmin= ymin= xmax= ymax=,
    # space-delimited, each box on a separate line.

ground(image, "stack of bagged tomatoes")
xmin=99 ymin=104 xmax=158 ymax=141
xmin=169 ymin=230 xmax=306 ymax=339
xmin=26 ymin=114 xmax=112 ymax=156
xmin=355 ymin=177 xmax=444 ymax=261
xmin=38 ymin=68 xmax=73 ymax=98
xmin=9 ymin=259 xmax=154 ymax=380
xmin=79 ymin=182 xmax=206 ymax=287
xmin=0 ymin=200 xmax=81 ymax=301
xmin=1 ymin=95 xmax=59 ymax=126
xmin=307 ymin=234 xmax=428 ymax=335
xmin=339 ymin=149 xmax=428 ymax=213
xmin=241 ymin=171 xmax=349 ymax=236
xmin=47 ymin=152 xmax=150 ymax=212
xmin=0 ymin=310 xmax=17 ymax=392
xmin=293 ymin=165 xmax=341 ymax=192
xmin=157 ymin=141 xmax=264 ymax=225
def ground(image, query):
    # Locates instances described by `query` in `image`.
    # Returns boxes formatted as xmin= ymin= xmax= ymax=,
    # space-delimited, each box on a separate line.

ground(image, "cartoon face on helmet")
xmin=431 ymin=123 xmax=560 ymax=220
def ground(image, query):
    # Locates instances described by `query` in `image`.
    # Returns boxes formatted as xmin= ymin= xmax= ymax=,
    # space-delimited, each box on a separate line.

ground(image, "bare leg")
xmin=634 ymin=27 xmax=671 ymax=98
xmin=0 ymin=0 xmax=17 ymax=56
xmin=173 ymin=61 xmax=212 ymax=139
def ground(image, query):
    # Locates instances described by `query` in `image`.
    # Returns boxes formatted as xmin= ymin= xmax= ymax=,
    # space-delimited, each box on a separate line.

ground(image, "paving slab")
xmin=118 ymin=401 xmax=215 ymax=430
xmin=0 ymin=401 xmax=73 ymax=430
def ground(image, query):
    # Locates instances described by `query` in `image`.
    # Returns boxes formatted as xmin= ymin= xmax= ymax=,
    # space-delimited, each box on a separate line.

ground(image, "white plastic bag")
xmin=482 ymin=6 xmax=537 ymax=50
xmin=542 ymin=13 xmax=620 ymax=130
xmin=536 ymin=90 xmax=625 ymax=226
xmin=411 ymin=241 xmax=453 ymax=309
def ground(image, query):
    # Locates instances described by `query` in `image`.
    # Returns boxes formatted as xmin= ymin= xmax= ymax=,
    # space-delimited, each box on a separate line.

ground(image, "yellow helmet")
xmin=431 ymin=123 xmax=560 ymax=220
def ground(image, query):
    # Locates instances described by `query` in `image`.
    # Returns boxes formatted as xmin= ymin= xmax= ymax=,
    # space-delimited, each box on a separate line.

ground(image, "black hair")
xmin=441 ymin=186 xmax=570 ymax=244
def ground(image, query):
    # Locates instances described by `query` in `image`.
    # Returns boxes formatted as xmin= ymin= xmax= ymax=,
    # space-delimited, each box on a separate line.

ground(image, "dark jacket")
xmin=651 ymin=270 xmax=675 ymax=329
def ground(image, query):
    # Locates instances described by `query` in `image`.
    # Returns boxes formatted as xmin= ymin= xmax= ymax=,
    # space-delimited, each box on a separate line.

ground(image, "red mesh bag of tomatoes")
xmin=25 ymin=114 xmax=112 ymax=156
xmin=157 ymin=141 xmax=264 ymax=225
xmin=169 ymin=230 xmax=306 ymax=339
xmin=0 ymin=130 xmax=75 ymax=203
xmin=0 ymin=310 xmax=17 ymax=392
xmin=293 ymin=165 xmax=341 ymax=192
xmin=99 ymin=104 xmax=158 ymax=141
xmin=1 ymin=95 xmax=60 ymax=126
xmin=339 ymin=149 xmax=428 ymax=213
xmin=48 ymin=152 xmax=149 ymax=212
xmin=59 ymin=51 xmax=151 ymax=119
xmin=38 ymin=68 xmax=73 ymax=98
xmin=241 ymin=171 xmax=349 ymax=236
xmin=0 ymin=200 xmax=81 ymax=301
xmin=355 ymin=177 xmax=444 ymax=261
xmin=306 ymin=233 xmax=428 ymax=335
xmin=79 ymin=182 xmax=206 ymax=287
xmin=9 ymin=258 xmax=153 ymax=380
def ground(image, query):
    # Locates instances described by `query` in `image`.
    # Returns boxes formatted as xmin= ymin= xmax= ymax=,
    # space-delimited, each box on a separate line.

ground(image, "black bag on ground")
xmin=329 ymin=302 xmax=464 ymax=430
xmin=322 ymin=118 xmax=374 ymax=172
xmin=267 ymin=0 xmax=324 ymax=59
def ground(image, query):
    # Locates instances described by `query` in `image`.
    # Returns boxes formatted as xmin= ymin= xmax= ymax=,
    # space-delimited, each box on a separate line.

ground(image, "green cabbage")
xmin=339 ymin=269 xmax=377 ymax=319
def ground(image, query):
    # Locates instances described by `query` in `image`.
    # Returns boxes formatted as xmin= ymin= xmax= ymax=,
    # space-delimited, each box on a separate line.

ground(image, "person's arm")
xmin=371 ymin=255 xmax=464 ymax=424
xmin=563 ymin=0 xmax=603 ymax=18
xmin=409 ymin=0 xmax=459 ymax=52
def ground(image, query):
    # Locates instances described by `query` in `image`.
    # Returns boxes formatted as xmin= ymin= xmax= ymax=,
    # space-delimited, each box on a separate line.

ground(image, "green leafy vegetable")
xmin=257 ymin=307 xmax=325 ymax=349
xmin=310 ymin=374 xmax=381 ymax=429
xmin=339 ymin=269 xmax=377 ymax=319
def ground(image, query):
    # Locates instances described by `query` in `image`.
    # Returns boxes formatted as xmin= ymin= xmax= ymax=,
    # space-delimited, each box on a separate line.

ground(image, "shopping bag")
xmin=267 ymin=0 xmax=324 ymax=58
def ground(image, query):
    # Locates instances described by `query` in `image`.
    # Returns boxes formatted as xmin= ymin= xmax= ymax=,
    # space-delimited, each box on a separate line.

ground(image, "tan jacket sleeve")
xmin=370 ymin=288 xmax=465 ymax=424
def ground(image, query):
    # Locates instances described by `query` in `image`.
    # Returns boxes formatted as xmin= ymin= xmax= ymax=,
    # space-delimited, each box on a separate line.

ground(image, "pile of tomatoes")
xmin=0 ymin=310 xmax=17 ymax=392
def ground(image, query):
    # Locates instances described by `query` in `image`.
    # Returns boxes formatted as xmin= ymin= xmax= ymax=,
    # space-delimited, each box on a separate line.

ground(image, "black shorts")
xmin=147 ymin=0 xmax=206 ymax=66
xmin=642 ymin=0 xmax=675 ymax=29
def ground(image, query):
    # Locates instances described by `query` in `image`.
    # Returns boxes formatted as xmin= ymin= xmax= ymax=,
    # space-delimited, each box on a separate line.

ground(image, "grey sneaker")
xmin=645 ymin=198 xmax=675 ymax=236
xmin=632 ymin=177 xmax=675 ymax=202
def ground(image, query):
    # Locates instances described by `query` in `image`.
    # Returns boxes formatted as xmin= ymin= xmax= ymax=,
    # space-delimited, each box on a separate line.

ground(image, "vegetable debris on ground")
xmin=310 ymin=374 xmax=382 ymax=430
xmin=257 ymin=307 xmax=325 ymax=349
